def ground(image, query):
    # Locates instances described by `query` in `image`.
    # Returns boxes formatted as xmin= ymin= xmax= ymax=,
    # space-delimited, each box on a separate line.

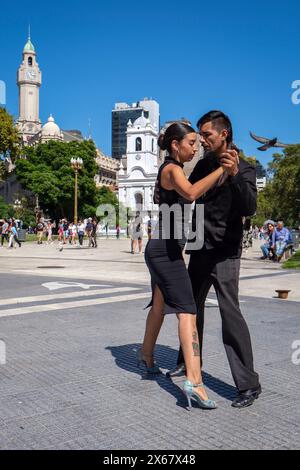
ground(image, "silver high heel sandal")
xmin=183 ymin=380 xmax=217 ymax=410
xmin=136 ymin=348 xmax=161 ymax=374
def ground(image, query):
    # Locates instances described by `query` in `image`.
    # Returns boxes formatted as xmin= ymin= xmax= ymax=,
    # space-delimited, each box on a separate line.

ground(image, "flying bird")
xmin=250 ymin=131 xmax=292 ymax=151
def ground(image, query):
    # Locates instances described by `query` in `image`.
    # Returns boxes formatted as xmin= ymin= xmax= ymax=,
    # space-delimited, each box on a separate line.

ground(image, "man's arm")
xmin=188 ymin=159 xmax=206 ymax=184
xmin=230 ymin=163 xmax=257 ymax=216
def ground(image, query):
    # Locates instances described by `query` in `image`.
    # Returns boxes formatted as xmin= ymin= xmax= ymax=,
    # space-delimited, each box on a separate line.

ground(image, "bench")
xmin=283 ymin=244 xmax=294 ymax=260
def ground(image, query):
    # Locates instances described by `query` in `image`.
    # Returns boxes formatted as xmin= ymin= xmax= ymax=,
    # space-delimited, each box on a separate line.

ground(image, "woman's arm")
xmin=167 ymin=165 xmax=225 ymax=202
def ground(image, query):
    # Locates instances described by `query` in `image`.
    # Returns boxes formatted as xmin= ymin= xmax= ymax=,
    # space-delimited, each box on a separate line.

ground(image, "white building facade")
xmin=112 ymin=98 xmax=159 ymax=160
xmin=94 ymin=148 xmax=119 ymax=190
xmin=256 ymin=177 xmax=267 ymax=191
xmin=118 ymin=115 xmax=159 ymax=216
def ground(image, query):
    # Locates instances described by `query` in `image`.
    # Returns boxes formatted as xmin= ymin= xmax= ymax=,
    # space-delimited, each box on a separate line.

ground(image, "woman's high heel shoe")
xmin=136 ymin=349 xmax=161 ymax=374
xmin=183 ymin=380 xmax=217 ymax=410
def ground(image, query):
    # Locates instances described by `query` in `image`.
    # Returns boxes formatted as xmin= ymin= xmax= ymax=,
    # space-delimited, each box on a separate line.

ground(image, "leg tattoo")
xmin=192 ymin=330 xmax=200 ymax=357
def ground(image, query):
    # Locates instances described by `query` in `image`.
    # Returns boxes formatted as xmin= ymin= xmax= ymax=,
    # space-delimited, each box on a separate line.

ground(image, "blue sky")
xmin=1 ymin=0 xmax=300 ymax=166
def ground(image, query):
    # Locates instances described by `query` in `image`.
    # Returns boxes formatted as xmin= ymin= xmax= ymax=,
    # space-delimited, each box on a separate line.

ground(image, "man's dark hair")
xmin=197 ymin=110 xmax=233 ymax=144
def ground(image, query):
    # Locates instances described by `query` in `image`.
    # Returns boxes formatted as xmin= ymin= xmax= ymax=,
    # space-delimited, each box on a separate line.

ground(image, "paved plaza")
xmin=0 ymin=238 xmax=299 ymax=450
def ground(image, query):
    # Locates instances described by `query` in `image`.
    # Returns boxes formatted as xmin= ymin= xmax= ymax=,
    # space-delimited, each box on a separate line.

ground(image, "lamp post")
xmin=70 ymin=157 xmax=83 ymax=224
xmin=34 ymin=195 xmax=41 ymax=224
xmin=14 ymin=199 xmax=22 ymax=221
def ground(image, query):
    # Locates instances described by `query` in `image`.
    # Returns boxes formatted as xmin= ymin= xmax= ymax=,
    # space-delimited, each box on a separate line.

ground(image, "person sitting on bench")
xmin=272 ymin=221 xmax=292 ymax=262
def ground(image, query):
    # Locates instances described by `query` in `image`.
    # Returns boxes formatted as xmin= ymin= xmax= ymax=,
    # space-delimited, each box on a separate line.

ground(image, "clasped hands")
xmin=219 ymin=149 xmax=239 ymax=177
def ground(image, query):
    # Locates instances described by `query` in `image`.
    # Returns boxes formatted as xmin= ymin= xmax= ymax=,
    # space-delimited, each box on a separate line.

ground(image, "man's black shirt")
xmin=188 ymin=153 xmax=257 ymax=258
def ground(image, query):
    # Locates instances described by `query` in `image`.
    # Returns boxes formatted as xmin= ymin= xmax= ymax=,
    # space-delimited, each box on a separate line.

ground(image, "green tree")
xmin=96 ymin=186 xmax=128 ymax=228
xmin=255 ymin=160 xmax=266 ymax=178
xmin=252 ymin=146 xmax=300 ymax=228
xmin=0 ymin=195 xmax=35 ymax=226
xmin=239 ymin=152 xmax=256 ymax=167
xmin=15 ymin=139 xmax=98 ymax=221
xmin=239 ymin=151 xmax=269 ymax=226
xmin=0 ymin=108 xmax=20 ymax=180
xmin=13 ymin=195 xmax=36 ymax=228
xmin=252 ymin=188 xmax=273 ymax=227
xmin=265 ymin=146 xmax=300 ymax=227
xmin=239 ymin=151 xmax=266 ymax=177
xmin=0 ymin=196 xmax=14 ymax=219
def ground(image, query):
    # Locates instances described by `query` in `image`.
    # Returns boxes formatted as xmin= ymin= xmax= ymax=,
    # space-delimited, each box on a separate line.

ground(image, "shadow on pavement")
xmin=106 ymin=343 xmax=237 ymax=407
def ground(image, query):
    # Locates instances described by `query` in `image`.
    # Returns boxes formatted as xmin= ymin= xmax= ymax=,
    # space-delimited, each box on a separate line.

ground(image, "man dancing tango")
xmin=167 ymin=110 xmax=261 ymax=408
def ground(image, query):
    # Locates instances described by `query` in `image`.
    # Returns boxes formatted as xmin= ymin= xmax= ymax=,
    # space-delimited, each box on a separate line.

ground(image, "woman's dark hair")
xmin=158 ymin=122 xmax=195 ymax=154
xmin=197 ymin=110 xmax=233 ymax=144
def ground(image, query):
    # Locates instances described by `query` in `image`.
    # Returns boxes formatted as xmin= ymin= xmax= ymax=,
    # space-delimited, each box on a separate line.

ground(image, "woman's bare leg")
xmin=141 ymin=286 xmax=165 ymax=367
xmin=177 ymin=313 xmax=209 ymax=401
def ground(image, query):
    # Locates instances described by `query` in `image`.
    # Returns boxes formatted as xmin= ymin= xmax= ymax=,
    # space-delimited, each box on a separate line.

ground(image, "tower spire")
xmin=88 ymin=118 xmax=92 ymax=139
xmin=23 ymin=25 xmax=35 ymax=53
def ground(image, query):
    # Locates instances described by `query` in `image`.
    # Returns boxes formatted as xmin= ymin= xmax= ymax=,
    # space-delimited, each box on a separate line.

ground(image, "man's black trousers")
xmin=177 ymin=251 xmax=260 ymax=392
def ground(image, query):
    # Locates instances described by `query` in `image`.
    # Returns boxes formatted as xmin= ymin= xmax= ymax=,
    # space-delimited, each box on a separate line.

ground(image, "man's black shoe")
xmin=231 ymin=384 xmax=262 ymax=408
xmin=166 ymin=363 xmax=186 ymax=378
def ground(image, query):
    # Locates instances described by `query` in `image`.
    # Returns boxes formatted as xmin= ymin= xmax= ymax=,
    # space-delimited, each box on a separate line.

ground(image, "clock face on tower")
xmin=25 ymin=69 xmax=36 ymax=80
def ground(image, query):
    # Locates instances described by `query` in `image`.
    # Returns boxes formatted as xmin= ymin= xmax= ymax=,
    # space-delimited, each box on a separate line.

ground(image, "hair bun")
xmin=158 ymin=134 xmax=166 ymax=150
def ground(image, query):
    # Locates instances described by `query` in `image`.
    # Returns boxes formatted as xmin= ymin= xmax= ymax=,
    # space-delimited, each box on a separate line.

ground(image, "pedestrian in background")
xmin=78 ymin=220 xmax=85 ymax=246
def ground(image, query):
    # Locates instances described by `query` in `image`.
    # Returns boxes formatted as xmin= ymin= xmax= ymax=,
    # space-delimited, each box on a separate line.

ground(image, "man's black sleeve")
xmin=188 ymin=159 xmax=205 ymax=184
xmin=230 ymin=163 xmax=257 ymax=216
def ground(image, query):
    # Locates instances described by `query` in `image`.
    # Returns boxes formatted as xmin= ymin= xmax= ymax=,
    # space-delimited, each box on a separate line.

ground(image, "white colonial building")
xmin=118 ymin=115 xmax=159 ymax=216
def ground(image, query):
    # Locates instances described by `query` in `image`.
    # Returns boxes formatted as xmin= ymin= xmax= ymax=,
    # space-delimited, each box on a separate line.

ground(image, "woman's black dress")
xmin=144 ymin=157 xmax=196 ymax=315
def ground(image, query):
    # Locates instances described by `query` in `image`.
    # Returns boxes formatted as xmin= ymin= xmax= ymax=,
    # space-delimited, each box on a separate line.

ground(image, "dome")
xmin=133 ymin=115 xmax=148 ymax=128
xmin=42 ymin=115 xmax=61 ymax=136
xmin=23 ymin=38 xmax=35 ymax=53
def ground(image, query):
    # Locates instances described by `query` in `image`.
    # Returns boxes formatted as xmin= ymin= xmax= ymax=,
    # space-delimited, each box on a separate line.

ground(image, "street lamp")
xmin=70 ymin=157 xmax=83 ymax=224
xmin=14 ymin=198 xmax=21 ymax=208
xmin=13 ymin=198 xmax=20 ymax=218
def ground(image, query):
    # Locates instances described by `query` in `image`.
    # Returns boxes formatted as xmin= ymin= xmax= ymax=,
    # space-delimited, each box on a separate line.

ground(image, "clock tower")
xmin=16 ymin=33 xmax=42 ymax=143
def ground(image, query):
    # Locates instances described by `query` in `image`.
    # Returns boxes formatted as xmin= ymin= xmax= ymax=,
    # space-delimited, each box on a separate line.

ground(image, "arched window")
xmin=136 ymin=137 xmax=142 ymax=151
xmin=28 ymin=57 xmax=33 ymax=66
